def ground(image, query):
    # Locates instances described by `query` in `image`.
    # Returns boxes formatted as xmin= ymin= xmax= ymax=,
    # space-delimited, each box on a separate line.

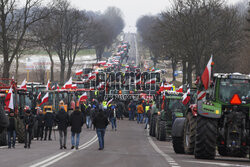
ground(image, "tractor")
xmin=150 ymin=91 xmax=186 ymax=141
xmin=172 ymin=73 xmax=250 ymax=159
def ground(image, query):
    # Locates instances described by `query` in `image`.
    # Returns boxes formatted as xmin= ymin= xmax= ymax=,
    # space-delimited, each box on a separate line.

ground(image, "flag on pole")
xmin=62 ymin=77 xmax=72 ymax=89
xmin=20 ymin=78 xmax=27 ymax=90
xmin=107 ymin=99 xmax=113 ymax=106
xmin=201 ymin=56 xmax=213 ymax=90
xmin=46 ymin=80 xmax=50 ymax=90
xmin=145 ymin=78 xmax=156 ymax=84
xmin=76 ymin=69 xmax=83 ymax=75
xmin=176 ymin=85 xmax=183 ymax=93
xmin=88 ymin=73 xmax=96 ymax=80
xmin=71 ymin=84 xmax=77 ymax=89
xmin=197 ymin=90 xmax=206 ymax=100
xmin=37 ymin=92 xmax=42 ymax=101
xmin=79 ymin=92 xmax=88 ymax=101
xmin=5 ymin=87 xmax=12 ymax=107
xmin=40 ymin=92 xmax=49 ymax=106
xmin=182 ymin=89 xmax=191 ymax=105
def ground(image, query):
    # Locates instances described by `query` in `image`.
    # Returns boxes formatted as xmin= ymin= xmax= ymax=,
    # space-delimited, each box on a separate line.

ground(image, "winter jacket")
xmin=37 ymin=113 xmax=45 ymax=127
xmin=70 ymin=110 xmax=84 ymax=133
xmin=44 ymin=112 xmax=54 ymax=127
xmin=7 ymin=116 xmax=17 ymax=131
xmin=93 ymin=112 xmax=109 ymax=129
xmin=23 ymin=114 xmax=35 ymax=130
xmin=137 ymin=104 xmax=144 ymax=114
xmin=129 ymin=102 xmax=136 ymax=111
xmin=56 ymin=109 xmax=69 ymax=131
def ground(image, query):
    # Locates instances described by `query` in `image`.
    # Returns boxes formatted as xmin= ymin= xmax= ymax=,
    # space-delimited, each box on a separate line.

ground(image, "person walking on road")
xmin=144 ymin=104 xmax=151 ymax=129
xmin=93 ymin=111 xmax=109 ymax=150
xmin=7 ymin=110 xmax=17 ymax=149
xmin=70 ymin=107 xmax=84 ymax=150
xmin=36 ymin=109 xmax=44 ymax=140
xmin=44 ymin=110 xmax=54 ymax=141
xmin=56 ymin=106 xmax=69 ymax=149
xmin=109 ymin=105 xmax=117 ymax=131
xmin=137 ymin=102 xmax=144 ymax=124
xmin=85 ymin=104 xmax=92 ymax=129
xmin=23 ymin=110 xmax=34 ymax=148
xmin=128 ymin=101 xmax=136 ymax=121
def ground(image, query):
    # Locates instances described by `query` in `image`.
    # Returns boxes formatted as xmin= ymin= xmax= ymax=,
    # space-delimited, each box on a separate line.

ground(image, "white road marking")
xmin=183 ymin=160 xmax=250 ymax=167
xmin=148 ymin=136 xmax=181 ymax=167
xmin=29 ymin=135 xmax=97 ymax=167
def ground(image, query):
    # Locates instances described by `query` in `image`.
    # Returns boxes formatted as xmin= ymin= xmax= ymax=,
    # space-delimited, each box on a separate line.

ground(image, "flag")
xmin=107 ymin=99 xmax=113 ymax=106
xmin=197 ymin=90 xmax=206 ymax=100
xmin=46 ymin=80 xmax=50 ymax=90
xmin=71 ymin=84 xmax=77 ymax=89
xmin=151 ymin=67 xmax=155 ymax=71
xmin=97 ymin=82 xmax=105 ymax=90
xmin=5 ymin=87 xmax=12 ymax=107
xmin=201 ymin=56 xmax=213 ymax=90
xmin=98 ymin=61 xmax=106 ymax=65
xmin=88 ymin=73 xmax=96 ymax=80
xmin=176 ymin=85 xmax=183 ymax=93
xmin=40 ymin=92 xmax=49 ymax=106
xmin=161 ymin=91 xmax=166 ymax=110
xmin=20 ymin=78 xmax=27 ymax=90
xmin=37 ymin=92 xmax=42 ymax=101
xmin=146 ymin=78 xmax=156 ymax=84
xmin=89 ymin=86 xmax=95 ymax=90
xmin=136 ymin=79 xmax=141 ymax=85
xmin=182 ymin=89 xmax=191 ymax=105
xmin=52 ymin=85 xmax=59 ymax=90
xmin=76 ymin=69 xmax=83 ymax=75
xmin=79 ymin=92 xmax=88 ymax=101
xmin=62 ymin=77 xmax=72 ymax=89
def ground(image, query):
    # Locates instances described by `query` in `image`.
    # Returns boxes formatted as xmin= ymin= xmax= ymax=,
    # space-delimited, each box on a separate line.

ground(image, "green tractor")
xmin=172 ymin=73 xmax=250 ymax=159
xmin=150 ymin=91 xmax=186 ymax=141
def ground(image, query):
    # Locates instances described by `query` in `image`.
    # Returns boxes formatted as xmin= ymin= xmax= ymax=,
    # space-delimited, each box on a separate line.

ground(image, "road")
xmin=0 ymin=119 xmax=249 ymax=167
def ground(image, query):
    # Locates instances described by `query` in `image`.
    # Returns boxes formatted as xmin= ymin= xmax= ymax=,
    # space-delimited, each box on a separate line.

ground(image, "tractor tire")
xmin=150 ymin=115 xmax=156 ymax=137
xmin=155 ymin=117 xmax=160 ymax=140
xmin=194 ymin=115 xmax=217 ymax=159
xmin=184 ymin=112 xmax=196 ymax=154
xmin=0 ymin=130 xmax=7 ymax=146
xmin=172 ymin=137 xmax=184 ymax=154
xmin=158 ymin=121 xmax=166 ymax=141
xmin=234 ymin=147 xmax=248 ymax=158
xmin=16 ymin=118 xmax=25 ymax=143
xmin=218 ymin=146 xmax=228 ymax=156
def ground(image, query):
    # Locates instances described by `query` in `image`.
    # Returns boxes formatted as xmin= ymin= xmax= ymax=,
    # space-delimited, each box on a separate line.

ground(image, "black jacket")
xmin=56 ymin=109 xmax=69 ymax=131
xmin=24 ymin=114 xmax=35 ymax=130
xmin=93 ymin=112 xmax=109 ymax=129
xmin=129 ymin=102 xmax=136 ymax=111
xmin=44 ymin=112 xmax=54 ymax=127
xmin=7 ymin=116 xmax=16 ymax=131
xmin=37 ymin=113 xmax=44 ymax=126
xmin=70 ymin=110 xmax=84 ymax=133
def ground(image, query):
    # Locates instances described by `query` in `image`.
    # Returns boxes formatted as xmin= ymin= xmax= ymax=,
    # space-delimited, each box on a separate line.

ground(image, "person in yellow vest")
xmin=144 ymin=103 xmax=151 ymax=129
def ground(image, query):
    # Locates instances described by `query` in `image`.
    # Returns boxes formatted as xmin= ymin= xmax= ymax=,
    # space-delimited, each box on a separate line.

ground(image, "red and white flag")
xmin=88 ymin=73 xmax=96 ymax=80
xmin=37 ymin=92 xmax=42 ymax=101
xmin=5 ymin=87 xmax=14 ymax=110
xmin=40 ymin=92 xmax=49 ymax=106
xmin=107 ymin=99 xmax=113 ymax=106
xmin=151 ymin=67 xmax=155 ymax=71
xmin=20 ymin=79 xmax=27 ymax=90
xmin=182 ymin=89 xmax=191 ymax=105
xmin=79 ymin=92 xmax=88 ymax=101
xmin=76 ymin=69 xmax=83 ymax=75
xmin=146 ymin=78 xmax=156 ymax=84
xmin=176 ymin=85 xmax=183 ymax=93
xmin=136 ymin=79 xmax=141 ymax=85
xmin=71 ymin=84 xmax=77 ymax=89
xmin=89 ymin=86 xmax=95 ymax=90
xmin=98 ymin=61 xmax=106 ymax=65
xmin=52 ymin=85 xmax=60 ymax=90
xmin=201 ymin=56 xmax=213 ymax=90
xmin=62 ymin=77 xmax=72 ymax=89
xmin=46 ymin=80 xmax=50 ymax=90
xmin=197 ymin=90 xmax=206 ymax=100
xmin=97 ymin=82 xmax=105 ymax=90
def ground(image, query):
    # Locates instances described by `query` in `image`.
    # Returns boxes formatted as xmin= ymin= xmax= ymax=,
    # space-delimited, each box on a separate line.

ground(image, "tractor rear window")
xmin=166 ymin=99 xmax=186 ymax=112
xmin=219 ymin=79 xmax=250 ymax=104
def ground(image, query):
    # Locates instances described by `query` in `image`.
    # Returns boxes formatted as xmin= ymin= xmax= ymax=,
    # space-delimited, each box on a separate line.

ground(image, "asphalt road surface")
xmin=0 ymin=119 xmax=249 ymax=167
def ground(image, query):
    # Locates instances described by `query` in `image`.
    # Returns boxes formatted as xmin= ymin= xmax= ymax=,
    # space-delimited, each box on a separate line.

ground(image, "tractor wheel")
xmin=16 ymin=117 xmax=25 ymax=143
xmin=150 ymin=115 xmax=156 ymax=137
xmin=158 ymin=121 xmax=166 ymax=141
xmin=172 ymin=137 xmax=184 ymax=154
xmin=218 ymin=145 xmax=228 ymax=156
xmin=0 ymin=130 xmax=7 ymax=146
xmin=184 ymin=112 xmax=196 ymax=154
xmin=194 ymin=115 xmax=217 ymax=159
xmin=155 ymin=117 xmax=160 ymax=140
xmin=234 ymin=147 xmax=248 ymax=158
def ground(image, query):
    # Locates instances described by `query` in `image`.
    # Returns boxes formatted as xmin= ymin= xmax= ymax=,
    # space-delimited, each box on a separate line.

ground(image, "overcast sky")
xmin=68 ymin=0 xmax=242 ymax=32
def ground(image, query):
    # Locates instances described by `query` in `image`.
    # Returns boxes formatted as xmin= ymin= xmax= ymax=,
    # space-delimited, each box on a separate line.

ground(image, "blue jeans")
xmin=96 ymin=128 xmax=106 ymax=149
xmin=110 ymin=117 xmax=117 ymax=129
xmin=137 ymin=113 xmax=144 ymax=123
xmin=71 ymin=132 xmax=80 ymax=147
xmin=7 ymin=130 xmax=16 ymax=148
xmin=129 ymin=110 xmax=132 ymax=120
xmin=144 ymin=117 xmax=149 ymax=129
xmin=86 ymin=116 xmax=92 ymax=128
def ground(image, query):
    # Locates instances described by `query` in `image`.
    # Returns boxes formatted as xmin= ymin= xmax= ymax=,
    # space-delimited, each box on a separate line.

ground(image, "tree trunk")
xmin=49 ymin=54 xmax=54 ymax=82
xmin=171 ymin=58 xmax=177 ymax=81
xmin=2 ymin=61 xmax=11 ymax=79
xmin=95 ymin=46 xmax=105 ymax=61
xmin=60 ymin=62 xmax=66 ymax=85
xmin=66 ymin=63 xmax=73 ymax=81
xmin=15 ymin=55 xmax=19 ymax=82
xmin=187 ymin=61 xmax=193 ymax=86
xmin=182 ymin=60 xmax=187 ymax=85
